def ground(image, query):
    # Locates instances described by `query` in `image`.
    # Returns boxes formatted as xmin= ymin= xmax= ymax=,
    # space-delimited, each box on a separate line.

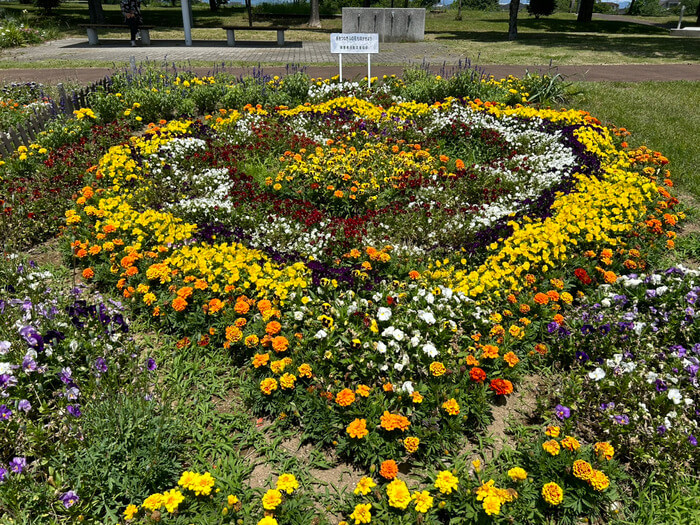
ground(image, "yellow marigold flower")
xmin=545 ymin=425 xmax=560 ymax=437
xmin=482 ymin=495 xmax=502 ymax=516
xmin=594 ymin=441 xmax=615 ymax=460
xmin=561 ymin=292 xmax=573 ymax=304
xmin=280 ymin=373 xmax=296 ymax=390
xmin=590 ymin=470 xmax=610 ymax=491
xmin=542 ymin=482 xmax=563 ymax=506
xmin=561 ymin=435 xmax=580 ymax=452
xmin=161 ymin=489 xmax=184 ymax=513
xmin=142 ymin=493 xmax=163 ymax=511
xmin=508 ymin=467 xmax=528 ymax=482
xmin=297 ymin=363 xmax=313 ymax=378
xmin=412 ymin=490 xmax=433 ymax=513
xmin=276 ymin=473 xmax=299 ymax=494
xmin=442 ymin=398 xmax=460 ymax=416
xmin=336 ymin=388 xmax=356 ymax=406
xmin=542 ymin=439 xmax=561 ymax=456
xmin=434 ymin=471 xmax=459 ymax=494
xmin=227 ymin=494 xmax=239 ymax=506
xmin=245 ymin=335 xmax=259 ymax=347
xmin=429 ymin=361 xmax=446 ymax=376
xmin=124 ymin=504 xmax=138 ymax=520
xmin=260 ymin=378 xmax=278 ymax=395
xmin=403 ymin=436 xmax=420 ymax=453
xmin=349 ymin=503 xmax=372 ymax=524
xmin=262 ymin=489 xmax=282 ymax=510
xmin=411 ymin=391 xmax=423 ymax=403
xmin=192 ymin=472 xmax=215 ymax=496
xmin=258 ymin=517 xmax=279 ymax=525
xmin=354 ymin=477 xmax=376 ymax=496
xmin=346 ymin=418 xmax=369 ymax=439
xmin=572 ymin=460 xmax=594 ymax=481
xmin=386 ymin=479 xmax=411 ymax=510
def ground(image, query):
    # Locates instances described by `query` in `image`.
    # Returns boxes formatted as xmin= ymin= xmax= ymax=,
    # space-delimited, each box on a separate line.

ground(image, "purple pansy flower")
xmin=9 ymin=457 xmax=26 ymax=474
xmin=94 ymin=358 xmax=108 ymax=374
xmin=0 ymin=405 xmax=12 ymax=421
xmin=554 ymin=404 xmax=571 ymax=420
xmin=0 ymin=467 xmax=7 ymax=482
xmin=146 ymin=358 xmax=157 ymax=371
xmin=67 ymin=405 xmax=82 ymax=418
xmin=18 ymin=399 xmax=31 ymax=412
xmin=689 ymin=435 xmax=698 ymax=447
xmin=614 ymin=414 xmax=629 ymax=425
xmin=60 ymin=490 xmax=79 ymax=508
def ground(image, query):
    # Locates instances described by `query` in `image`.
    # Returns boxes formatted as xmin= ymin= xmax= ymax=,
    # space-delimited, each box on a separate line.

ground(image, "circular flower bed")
xmin=64 ymin=95 xmax=682 ymax=488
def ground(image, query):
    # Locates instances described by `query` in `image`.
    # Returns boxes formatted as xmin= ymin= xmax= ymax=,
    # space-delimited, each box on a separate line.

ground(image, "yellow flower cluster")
xmin=178 ymin=471 xmax=216 ymax=496
xmin=476 ymin=479 xmax=517 ymax=516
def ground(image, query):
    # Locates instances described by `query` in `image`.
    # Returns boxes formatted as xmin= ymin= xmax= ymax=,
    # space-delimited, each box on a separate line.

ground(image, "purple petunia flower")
xmin=67 ymin=405 xmax=82 ymax=418
xmin=146 ymin=358 xmax=157 ymax=371
xmin=94 ymin=358 xmax=107 ymax=374
xmin=657 ymin=425 xmax=667 ymax=435
xmin=60 ymin=490 xmax=79 ymax=508
xmin=17 ymin=399 xmax=31 ymax=412
xmin=9 ymin=457 xmax=26 ymax=474
xmin=689 ymin=435 xmax=698 ymax=447
xmin=0 ymin=405 xmax=12 ymax=421
xmin=554 ymin=404 xmax=571 ymax=420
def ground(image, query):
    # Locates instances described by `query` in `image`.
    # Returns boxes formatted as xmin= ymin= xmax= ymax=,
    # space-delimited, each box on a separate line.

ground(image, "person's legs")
xmin=127 ymin=18 xmax=139 ymax=44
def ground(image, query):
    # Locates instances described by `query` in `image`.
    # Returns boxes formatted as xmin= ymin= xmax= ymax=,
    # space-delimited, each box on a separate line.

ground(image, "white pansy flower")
xmin=377 ymin=307 xmax=392 ymax=321
xmin=423 ymin=344 xmax=438 ymax=358
xmin=667 ymin=389 xmax=682 ymax=404
xmin=314 ymin=329 xmax=328 ymax=339
xmin=376 ymin=341 xmax=387 ymax=354
xmin=589 ymin=368 xmax=606 ymax=381
xmin=401 ymin=381 xmax=414 ymax=394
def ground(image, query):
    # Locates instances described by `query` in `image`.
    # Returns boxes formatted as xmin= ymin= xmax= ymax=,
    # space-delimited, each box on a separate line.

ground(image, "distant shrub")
xmin=528 ymin=0 xmax=556 ymax=16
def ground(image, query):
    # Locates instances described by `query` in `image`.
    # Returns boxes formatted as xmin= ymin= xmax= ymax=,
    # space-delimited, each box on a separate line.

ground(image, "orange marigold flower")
xmin=481 ymin=344 xmax=499 ymax=359
xmin=408 ymin=270 xmax=421 ymax=280
xmin=234 ymin=301 xmax=250 ymax=315
xmin=280 ymin=373 xmax=296 ymax=390
xmin=534 ymin=343 xmax=548 ymax=355
xmin=379 ymin=460 xmax=399 ymax=480
xmin=172 ymin=296 xmax=188 ymax=312
xmin=589 ymin=470 xmax=610 ymax=491
xmin=380 ymin=411 xmax=410 ymax=431
xmin=271 ymin=336 xmax=289 ymax=353
xmin=82 ymin=267 xmax=95 ymax=279
xmin=490 ymin=378 xmax=513 ymax=395
xmin=225 ymin=326 xmax=243 ymax=342
xmin=383 ymin=382 xmax=394 ymax=392
xmin=553 ymin=314 xmax=565 ymax=326
xmin=244 ymin=335 xmax=259 ymax=347
xmin=466 ymin=354 xmax=479 ymax=366
xmin=411 ymin=391 xmax=423 ymax=404
xmin=356 ymin=384 xmax=371 ymax=397
xmin=207 ymin=298 xmax=224 ymax=314
xmin=442 ymin=398 xmax=460 ymax=416
xmin=503 ymin=352 xmax=520 ymax=367
xmin=519 ymin=304 xmax=531 ymax=314
xmin=346 ymin=418 xmax=369 ymax=439
xmin=252 ymin=353 xmax=270 ymax=368
xmin=257 ymin=299 xmax=272 ymax=313
xmin=336 ymin=388 xmax=356 ymax=407
xmin=534 ymin=293 xmax=549 ymax=305
xmin=266 ymin=321 xmax=282 ymax=335
xmin=194 ymin=279 xmax=208 ymax=290
xmin=455 ymin=159 xmax=465 ymax=169
xmin=604 ymin=271 xmax=617 ymax=284
xmin=547 ymin=290 xmax=560 ymax=302
xmin=176 ymin=286 xmax=193 ymax=299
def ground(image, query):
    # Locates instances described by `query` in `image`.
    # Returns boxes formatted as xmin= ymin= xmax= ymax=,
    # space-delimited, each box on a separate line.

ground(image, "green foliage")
xmin=528 ymin=0 xmax=557 ymax=17
xmin=58 ymin=393 xmax=185 ymax=520
xmin=627 ymin=0 xmax=668 ymax=16
xmin=462 ymin=0 xmax=500 ymax=11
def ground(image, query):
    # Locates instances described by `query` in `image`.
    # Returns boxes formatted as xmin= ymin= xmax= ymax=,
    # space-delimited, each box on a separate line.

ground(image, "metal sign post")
xmin=181 ymin=0 xmax=193 ymax=47
xmin=330 ymin=33 xmax=379 ymax=86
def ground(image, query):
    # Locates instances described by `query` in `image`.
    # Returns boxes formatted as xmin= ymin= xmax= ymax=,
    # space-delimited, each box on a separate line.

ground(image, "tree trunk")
xmin=308 ymin=0 xmax=321 ymax=28
xmin=626 ymin=0 xmax=636 ymax=14
xmin=508 ymin=0 xmax=520 ymax=40
xmin=456 ymin=0 xmax=463 ymax=20
xmin=363 ymin=0 xmax=371 ymax=7
xmin=403 ymin=0 xmax=408 ymax=8
xmin=696 ymin=0 xmax=699 ymax=24
xmin=246 ymin=0 xmax=253 ymax=27
xmin=577 ymin=0 xmax=594 ymax=22
xmin=209 ymin=0 xmax=218 ymax=12
xmin=88 ymin=0 xmax=104 ymax=24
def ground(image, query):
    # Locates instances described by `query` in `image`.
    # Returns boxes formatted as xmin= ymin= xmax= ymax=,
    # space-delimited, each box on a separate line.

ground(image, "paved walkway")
xmin=1 ymin=36 xmax=699 ymax=85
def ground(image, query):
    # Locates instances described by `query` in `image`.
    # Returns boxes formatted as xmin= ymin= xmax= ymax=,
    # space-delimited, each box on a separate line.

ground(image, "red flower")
xmin=490 ymin=378 xmax=513 ymax=395
xmin=574 ymin=268 xmax=592 ymax=285
xmin=469 ymin=367 xmax=486 ymax=383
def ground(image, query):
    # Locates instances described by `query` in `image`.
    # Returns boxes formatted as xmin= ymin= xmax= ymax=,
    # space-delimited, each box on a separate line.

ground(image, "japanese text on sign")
xmin=330 ymin=33 xmax=379 ymax=54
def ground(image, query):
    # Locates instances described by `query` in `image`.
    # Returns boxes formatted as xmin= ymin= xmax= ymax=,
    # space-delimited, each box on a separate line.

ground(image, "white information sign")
xmin=330 ymin=33 xmax=379 ymax=87
xmin=330 ymin=33 xmax=379 ymax=54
